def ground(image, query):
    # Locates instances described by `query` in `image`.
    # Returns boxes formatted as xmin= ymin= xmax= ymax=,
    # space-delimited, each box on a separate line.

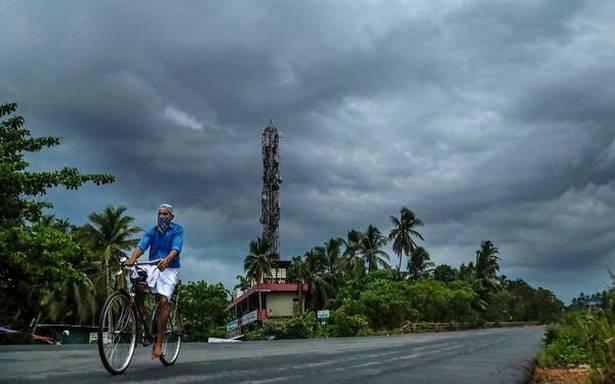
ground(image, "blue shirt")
xmin=137 ymin=222 xmax=184 ymax=268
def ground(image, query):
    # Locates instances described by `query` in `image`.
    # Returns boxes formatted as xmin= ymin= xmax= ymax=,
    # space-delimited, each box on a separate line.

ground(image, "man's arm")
xmin=125 ymin=247 xmax=144 ymax=266
xmin=158 ymin=226 xmax=183 ymax=271
xmin=157 ymin=249 xmax=178 ymax=271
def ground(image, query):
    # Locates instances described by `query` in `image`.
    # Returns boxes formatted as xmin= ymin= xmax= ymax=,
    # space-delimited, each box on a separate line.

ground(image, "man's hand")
xmin=124 ymin=257 xmax=137 ymax=266
xmin=127 ymin=248 xmax=143 ymax=266
xmin=157 ymin=257 xmax=170 ymax=271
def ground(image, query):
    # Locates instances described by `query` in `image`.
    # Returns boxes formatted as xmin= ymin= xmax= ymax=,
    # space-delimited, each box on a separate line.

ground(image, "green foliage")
xmin=539 ymin=300 xmax=614 ymax=382
xmin=330 ymin=310 xmax=373 ymax=337
xmin=244 ymin=237 xmax=279 ymax=310
xmin=328 ymin=277 xmax=478 ymax=334
xmin=179 ymin=280 xmax=229 ymax=342
xmin=584 ymin=314 xmax=615 ymax=383
xmin=0 ymin=102 xmax=114 ymax=329
xmin=388 ymin=207 xmax=424 ymax=273
xmin=539 ymin=338 xmax=587 ymax=368
xmin=433 ymin=264 xmax=459 ymax=283
xmin=539 ymin=323 xmax=588 ymax=367
xmin=408 ymin=246 xmax=433 ymax=281
xmin=0 ymin=102 xmax=114 ymax=225
xmin=340 ymin=279 xmax=416 ymax=329
xmin=583 ymin=280 xmax=615 ymax=383
xmin=246 ymin=313 xmax=321 ymax=340
xmin=473 ymin=240 xmax=500 ymax=301
xmin=483 ymin=279 xmax=564 ymax=323
xmin=358 ymin=225 xmax=390 ymax=273
xmin=80 ymin=205 xmax=142 ymax=297
xmin=0 ymin=223 xmax=92 ymax=326
xmin=407 ymin=279 xmax=478 ymax=322
xmin=341 ymin=229 xmax=366 ymax=280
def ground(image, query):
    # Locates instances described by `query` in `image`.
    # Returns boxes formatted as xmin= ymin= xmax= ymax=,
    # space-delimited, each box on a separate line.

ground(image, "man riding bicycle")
xmin=125 ymin=203 xmax=183 ymax=359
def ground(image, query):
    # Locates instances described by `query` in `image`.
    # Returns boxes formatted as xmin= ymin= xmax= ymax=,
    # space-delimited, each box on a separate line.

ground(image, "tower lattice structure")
xmin=260 ymin=121 xmax=281 ymax=256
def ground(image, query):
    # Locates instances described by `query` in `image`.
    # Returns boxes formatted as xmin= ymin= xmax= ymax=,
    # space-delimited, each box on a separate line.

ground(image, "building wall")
xmin=266 ymin=292 xmax=301 ymax=317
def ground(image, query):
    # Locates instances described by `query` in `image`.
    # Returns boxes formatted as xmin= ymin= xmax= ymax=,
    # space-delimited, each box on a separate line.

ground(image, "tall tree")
xmin=0 ymin=102 xmax=114 ymax=327
xmin=388 ymin=207 xmax=424 ymax=274
xmin=81 ymin=205 xmax=142 ymax=295
xmin=342 ymin=229 xmax=365 ymax=279
xmin=36 ymin=216 xmax=99 ymax=324
xmin=243 ymin=237 xmax=279 ymax=311
xmin=300 ymin=248 xmax=335 ymax=310
xmin=178 ymin=281 xmax=229 ymax=341
xmin=408 ymin=246 xmax=434 ymax=280
xmin=474 ymin=240 xmax=500 ymax=301
xmin=459 ymin=262 xmax=476 ymax=283
xmin=319 ymin=237 xmax=345 ymax=287
xmin=358 ymin=225 xmax=390 ymax=273
xmin=233 ymin=275 xmax=253 ymax=292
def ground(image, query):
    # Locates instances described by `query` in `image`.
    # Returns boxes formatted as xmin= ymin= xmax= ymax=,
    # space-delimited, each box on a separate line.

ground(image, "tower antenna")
xmin=260 ymin=121 xmax=281 ymax=256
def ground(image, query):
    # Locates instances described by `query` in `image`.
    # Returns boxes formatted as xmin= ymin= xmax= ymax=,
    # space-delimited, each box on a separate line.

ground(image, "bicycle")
xmin=97 ymin=257 xmax=183 ymax=375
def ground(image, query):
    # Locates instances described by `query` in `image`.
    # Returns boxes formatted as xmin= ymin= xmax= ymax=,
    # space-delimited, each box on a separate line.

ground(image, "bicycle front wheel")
xmin=98 ymin=291 xmax=137 ymax=374
xmin=160 ymin=300 xmax=182 ymax=366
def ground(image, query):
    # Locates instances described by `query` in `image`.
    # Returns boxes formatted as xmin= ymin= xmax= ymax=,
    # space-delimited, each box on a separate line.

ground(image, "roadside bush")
xmin=584 ymin=314 xmax=615 ymax=383
xmin=583 ymin=290 xmax=615 ymax=384
xmin=284 ymin=314 xmax=319 ymax=339
xmin=246 ymin=314 xmax=320 ymax=340
xmin=330 ymin=309 xmax=372 ymax=337
xmin=538 ymin=321 xmax=588 ymax=368
xmin=407 ymin=279 xmax=478 ymax=322
xmin=540 ymin=337 xmax=588 ymax=368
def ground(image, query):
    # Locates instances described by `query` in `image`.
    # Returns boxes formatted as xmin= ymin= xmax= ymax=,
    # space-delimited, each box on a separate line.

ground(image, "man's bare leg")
xmin=152 ymin=295 xmax=169 ymax=358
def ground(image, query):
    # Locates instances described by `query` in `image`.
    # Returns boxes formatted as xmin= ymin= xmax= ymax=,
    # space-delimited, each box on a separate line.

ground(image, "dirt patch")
xmin=529 ymin=365 xmax=591 ymax=384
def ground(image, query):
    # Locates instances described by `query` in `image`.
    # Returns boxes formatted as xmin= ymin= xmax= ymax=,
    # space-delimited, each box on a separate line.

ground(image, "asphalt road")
xmin=0 ymin=326 xmax=544 ymax=384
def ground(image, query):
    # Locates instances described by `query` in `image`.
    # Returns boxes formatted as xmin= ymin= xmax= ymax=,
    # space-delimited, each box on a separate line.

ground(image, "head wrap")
xmin=157 ymin=203 xmax=174 ymax=234
xmin=159 ymin=203 xmax=174 ymax=214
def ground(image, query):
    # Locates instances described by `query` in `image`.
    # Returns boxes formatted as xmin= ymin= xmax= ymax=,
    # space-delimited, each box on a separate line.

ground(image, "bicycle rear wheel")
xmin=159 ymin=300 xmax=182 ymax=366
xmin=98 ymin=291 xmax=137 ymax=374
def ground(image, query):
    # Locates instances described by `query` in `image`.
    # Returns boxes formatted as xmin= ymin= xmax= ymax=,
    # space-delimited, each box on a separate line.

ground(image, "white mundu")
xmin=131 ymin=265 xmax=179 ymax=299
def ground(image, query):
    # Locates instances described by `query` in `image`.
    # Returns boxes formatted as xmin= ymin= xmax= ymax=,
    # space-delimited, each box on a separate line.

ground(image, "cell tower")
xmin=260 ymin=120 xmax=281 ymax=256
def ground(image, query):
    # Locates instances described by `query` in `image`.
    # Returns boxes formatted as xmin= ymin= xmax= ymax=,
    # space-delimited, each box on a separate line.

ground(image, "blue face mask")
xmin=157 ymin=215 xmax=172 ymax=234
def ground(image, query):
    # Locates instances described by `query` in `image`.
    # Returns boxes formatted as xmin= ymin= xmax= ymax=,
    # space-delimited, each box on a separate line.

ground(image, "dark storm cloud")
xmin=1 ymin=0 xmax=614 ymax=301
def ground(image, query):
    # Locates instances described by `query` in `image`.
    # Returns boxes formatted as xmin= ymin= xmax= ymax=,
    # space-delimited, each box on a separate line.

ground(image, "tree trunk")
xmin=258 ymin=284 xmax=262 ymax=311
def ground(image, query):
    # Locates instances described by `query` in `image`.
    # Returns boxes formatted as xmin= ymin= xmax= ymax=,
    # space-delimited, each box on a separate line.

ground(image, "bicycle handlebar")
xmin=119 ymin=256 xmax=161 ymax=267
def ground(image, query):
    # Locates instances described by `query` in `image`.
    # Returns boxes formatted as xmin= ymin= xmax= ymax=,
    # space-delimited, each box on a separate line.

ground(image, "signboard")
xmin=241 ymin=310 xmax=258 ymax=326
xmin=226 ymin=320 xmax=238 ymax=332
xmin=317 ymin=310 xmax=330 ymax=320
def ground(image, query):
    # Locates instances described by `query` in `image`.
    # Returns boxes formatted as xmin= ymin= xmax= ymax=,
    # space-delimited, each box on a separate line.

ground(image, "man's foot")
xmin=151 ymin=343 xmax=162 ymax=359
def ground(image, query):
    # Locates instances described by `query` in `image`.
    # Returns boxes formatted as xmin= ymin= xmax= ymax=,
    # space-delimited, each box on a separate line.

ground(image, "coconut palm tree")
xmin=41 ymin=276 xmax=97 ymax=324
xmin=243 ymin=237 xmax=279 ymax=311
xmin=408 ymin=246 xmax=434 ymax=280
xmin=342 ymin=229 xmax=365 ymax=279
xmin=233 ymin=275 xmax=253 ymax=292
xmin=320 ymin=237 xmax=345 ymax=286
xmin=388 ymin=207 xmax=424 ymax=274
xmin=358 ymin=225 xmax=390 ymax=273
xmin=474 ymin=240 xmax=500 ymax=300
xmin=459 ymin=261 xmax=476 ymax=283
xmin=301 ymin=248 xmax=335 ymax=310
xmin=81 ymin=205 xmax=143 ymax=296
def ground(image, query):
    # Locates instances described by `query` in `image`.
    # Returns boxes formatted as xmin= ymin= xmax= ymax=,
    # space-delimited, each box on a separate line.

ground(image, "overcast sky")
xmin=2 ymin=0 xmax=614 ymax=302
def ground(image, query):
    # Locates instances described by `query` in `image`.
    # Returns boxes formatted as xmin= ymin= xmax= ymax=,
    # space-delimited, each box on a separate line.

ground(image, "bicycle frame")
xmin=119 ymin=261 xmax=180 ymax=347
xmin=98 ymin=258 xmax=182 ymax=374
